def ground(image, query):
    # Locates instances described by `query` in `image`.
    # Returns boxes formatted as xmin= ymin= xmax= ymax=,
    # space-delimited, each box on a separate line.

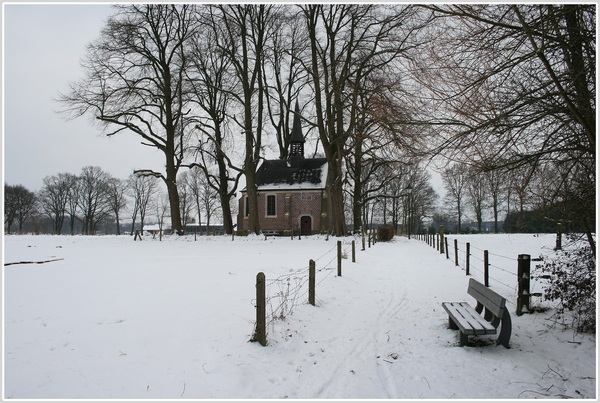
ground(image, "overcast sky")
xmin=3 ymin=3 xmax=445 ymax=202
xmin=3 ymin=4 xmax=164 ymax=191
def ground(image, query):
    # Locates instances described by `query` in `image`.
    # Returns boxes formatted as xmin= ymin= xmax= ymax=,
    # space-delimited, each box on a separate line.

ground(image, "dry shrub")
xmin=377 ymin=225 xmax=395 ymax=242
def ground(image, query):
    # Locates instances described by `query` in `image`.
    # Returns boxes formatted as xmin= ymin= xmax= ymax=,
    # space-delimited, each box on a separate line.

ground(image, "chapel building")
xmin=237 ymin=102 xmax=328 ymax=236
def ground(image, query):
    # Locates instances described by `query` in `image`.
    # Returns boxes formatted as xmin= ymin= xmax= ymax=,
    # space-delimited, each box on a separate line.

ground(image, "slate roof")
xmin=251 ymin=157 xmax=328 ymax=191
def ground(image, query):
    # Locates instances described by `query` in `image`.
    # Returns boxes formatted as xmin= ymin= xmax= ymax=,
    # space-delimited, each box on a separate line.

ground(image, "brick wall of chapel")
xmin=237 ymin=190 xmax=327 ymax=233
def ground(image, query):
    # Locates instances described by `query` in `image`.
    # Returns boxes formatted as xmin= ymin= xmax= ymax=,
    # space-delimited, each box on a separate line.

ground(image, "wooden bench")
xmin=263 ymin=230 xmax=282 ymax=239
xmin=442 ymin=278 xmax=512 ymax=348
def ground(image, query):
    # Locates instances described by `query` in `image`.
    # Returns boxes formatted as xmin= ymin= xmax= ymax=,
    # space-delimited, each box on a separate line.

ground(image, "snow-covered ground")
xmin=3 ymin=233 xmax=596 ymax=400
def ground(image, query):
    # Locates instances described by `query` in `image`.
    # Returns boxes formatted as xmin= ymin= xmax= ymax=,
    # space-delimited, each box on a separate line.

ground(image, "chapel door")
xmin=300 ymin=216 xmax=312 ymax=236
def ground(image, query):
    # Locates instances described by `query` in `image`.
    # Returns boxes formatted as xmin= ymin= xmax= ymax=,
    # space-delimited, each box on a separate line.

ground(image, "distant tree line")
xmin=4 ymin=165 xmax=221 ymax=235
xmin=54 ymin=4 xmax=593 ymax=247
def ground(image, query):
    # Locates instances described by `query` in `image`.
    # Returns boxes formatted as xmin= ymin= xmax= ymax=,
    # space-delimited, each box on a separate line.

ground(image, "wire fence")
xmin=417 ymin=233 xmax=546 ymax=310
xmin=254 ymin=231 xmax=586 ymax=345
xmin=252 ymin=237 xmax=358 ymax=342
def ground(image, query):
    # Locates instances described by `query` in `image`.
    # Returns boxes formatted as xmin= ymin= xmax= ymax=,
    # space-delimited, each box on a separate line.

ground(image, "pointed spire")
xmin=289 ymin=100 xmax=305 ymax=165
xmin=290 ymin=100 xmax=305 ymax=144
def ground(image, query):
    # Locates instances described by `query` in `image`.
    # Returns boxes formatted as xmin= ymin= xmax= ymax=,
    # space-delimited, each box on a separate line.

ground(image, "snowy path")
xmin=3 ymin=234 xmax=596 ymax=399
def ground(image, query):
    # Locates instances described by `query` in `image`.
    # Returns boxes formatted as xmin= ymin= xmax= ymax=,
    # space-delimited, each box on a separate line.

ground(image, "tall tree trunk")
xmin=115 ymin=212 xmax=121 ymax=235
xmin=352 ymin=134 xmax=364 ymax=232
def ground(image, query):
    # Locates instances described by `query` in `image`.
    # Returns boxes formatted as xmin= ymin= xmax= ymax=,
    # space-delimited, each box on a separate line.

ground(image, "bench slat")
xmin=467 ymin=278 xmax=505 ymax=318
xmin=442 ymin=302 xmax=496 ymax=335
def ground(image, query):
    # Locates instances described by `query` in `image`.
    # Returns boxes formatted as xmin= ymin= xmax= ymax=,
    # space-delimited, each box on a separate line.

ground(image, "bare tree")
xmin=465 ymin=168 xmax=488 ymax=232
xmin=187 ymin=8 xmax=242 ymax=234
xmin=105 ymin=176 xmax=128 ymax=235
xmin=38 ymin=175 xmax=71 ymax=235
xmin=479 ymin=161 xmax=507 ymax=233
xmin=78 ymin=166 xmax=111 ymax=235
xmin=507 ymin=163 xmax=538 ymax=232
xmin=127 ymin=173 xmax=160 ymax=235
xmin=301 ymin=4 xmax=423 ymax=236
xmin=182 ymin=166 xmax=219 ymax=234
xmin=58 ymin=5 xmax=199 ymax=235
xmin=5 ymin=184 xmax=37 ymax=234
xmin=261 ymin=6 xmax=311 ymax=159
xmin=442 ymin=163 xmax=468 ymax=233
xmin=4 ymin=184 xmax=18 ymax=234
xmin=416 ymin=4 xmax=595 ymax=244
xmin=155 ymin=192 xmax=170 ymax=241
xmin=199 ymin=175 xmax=220 ymax=233
xmin=405 ymin=167 xmax=438 ymax=236
xmin=63 ymin=173 xmax=80 ymax=235
xmin=344 ymin=70 xmax=423 ymax=232
xmin=211 ymin=4 xmax=275 ymax=235
xmin=177 ymin=171 xmax=194 ymax=227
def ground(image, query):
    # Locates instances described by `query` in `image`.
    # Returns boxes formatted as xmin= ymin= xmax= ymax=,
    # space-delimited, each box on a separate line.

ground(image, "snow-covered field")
xmin=3 ymin=233 xmax=596 ymax=400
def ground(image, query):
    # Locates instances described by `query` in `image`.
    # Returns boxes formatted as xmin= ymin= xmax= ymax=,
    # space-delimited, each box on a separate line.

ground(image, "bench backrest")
xmin=467 ymin=278 xmax=506 ymax=318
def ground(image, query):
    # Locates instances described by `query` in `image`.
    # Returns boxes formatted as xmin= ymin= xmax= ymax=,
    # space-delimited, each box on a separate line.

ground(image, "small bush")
xmin=539 ymin=235 xmax=596 ymax=333
xmin=377 ymin=225 xmax=395 ymax=242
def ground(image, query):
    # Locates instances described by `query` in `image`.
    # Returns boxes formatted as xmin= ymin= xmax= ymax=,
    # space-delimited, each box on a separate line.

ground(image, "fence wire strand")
xmin=428 ymin=236 xmax=539 ymax=308
xmin=256 ymin=235 xmax=539 ymax=342
xmin=255 ymin=240 xmax=357 ymax=339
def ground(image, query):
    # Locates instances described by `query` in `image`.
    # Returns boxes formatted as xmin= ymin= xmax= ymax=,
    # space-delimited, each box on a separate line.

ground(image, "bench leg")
xmin=448 ymin=316 xmax=459 ymax=330
xmin=496 ymin=310 xmax=512 ymax=349
xmin=459 ymin=331 xmax=468 ymax=346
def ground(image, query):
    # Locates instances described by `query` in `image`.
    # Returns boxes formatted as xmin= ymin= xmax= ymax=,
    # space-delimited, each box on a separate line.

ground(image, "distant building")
xmin=237 ymin=102 xmax=328 ymax=236
xmin=463 ymin=221 xmax=505 ymax=233
xmin=143 ymin=224 xmax=171 ymax=237
xmin=184 ymin=222 xmax=224 ymax=235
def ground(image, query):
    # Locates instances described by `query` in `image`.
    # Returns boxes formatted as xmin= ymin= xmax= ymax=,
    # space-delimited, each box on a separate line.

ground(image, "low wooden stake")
xmin=253 ymin=272 xmax=267 ymax=346
xmin=454 ymin=239 xmax=459 ymax=266
xmin=484 ymin=250 xmax=489 ymax=287
xmin=337 ymin=241 xmax=342 ymax=276
xmin=309 ymin=259 xmax=316 ymax=306
xmin=466 ymin=242 xmax=470 ymax=275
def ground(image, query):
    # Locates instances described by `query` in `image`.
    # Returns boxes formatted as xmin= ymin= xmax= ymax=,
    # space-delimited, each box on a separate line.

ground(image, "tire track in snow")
xmin=372 ymin=262 xmax=406 ymax=399
xmin=313 ymin=242 xmax=409 ymax=399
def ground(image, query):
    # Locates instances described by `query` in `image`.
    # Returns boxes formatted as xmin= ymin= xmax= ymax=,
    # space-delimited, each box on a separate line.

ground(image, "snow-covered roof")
xmin=143 ymin=224 xmax=171 ymax=231
xmin=249 ymin=157 xmax=328 ymax=191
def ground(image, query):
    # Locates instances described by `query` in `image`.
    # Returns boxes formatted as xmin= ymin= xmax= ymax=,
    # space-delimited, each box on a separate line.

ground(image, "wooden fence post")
xmin=465 ymin=242 xmax=470 ymax=275
xmin=439 ymin=226 xmax=445 ymax=254
xmin=454 ymin=239 xmax=459 ymax=266
xmin=556 ymin=223 xmax=562 ymax=250
xmin=337 ymin=241 xmax=342 ymax=276
xmin=484 ymin=250 xmax=489 ymax=287
xmin=253 ymin=272 xmax=267 ymax=346
xmin=309 ymin=260 xmax=316 ymax=306
xmin=516 ymin=254 xmax=531 ymax=316
xmin=352 ymin=240 xmax=356 ymax=263
xmin=445 ymin=237 xmax=449 ymax=259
